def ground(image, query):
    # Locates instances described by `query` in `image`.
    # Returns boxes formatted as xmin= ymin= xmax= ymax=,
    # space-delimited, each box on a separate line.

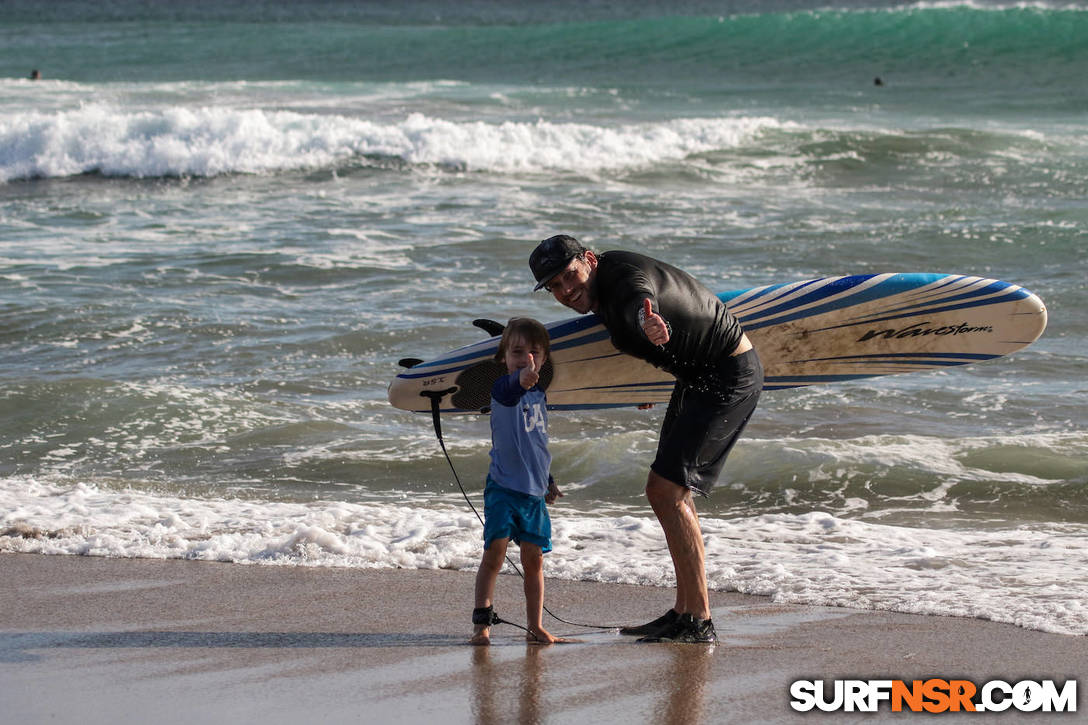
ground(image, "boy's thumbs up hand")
xmin=519 ymin=353 xmax=540 ymax=389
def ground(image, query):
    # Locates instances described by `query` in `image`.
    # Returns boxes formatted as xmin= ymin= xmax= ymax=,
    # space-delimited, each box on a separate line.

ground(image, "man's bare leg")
xmin=645 ymin=470 xmax=710 ymax=620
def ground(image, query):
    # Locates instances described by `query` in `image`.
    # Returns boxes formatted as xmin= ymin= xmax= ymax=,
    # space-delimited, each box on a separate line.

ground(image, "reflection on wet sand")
xmin=469 ymin=635 xmax=717 ymax=725
xmin=657 ymin=644 xmax=714 ymax=724
xmin=471 ymin=644 xmax=547 ymax=725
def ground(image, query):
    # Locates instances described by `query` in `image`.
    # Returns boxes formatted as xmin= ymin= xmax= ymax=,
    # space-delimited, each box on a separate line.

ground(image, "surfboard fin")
xmin=472 ymin=319 xmax=505 ymax=337
xmin=398 ymin=358 xmax=424 ymax=368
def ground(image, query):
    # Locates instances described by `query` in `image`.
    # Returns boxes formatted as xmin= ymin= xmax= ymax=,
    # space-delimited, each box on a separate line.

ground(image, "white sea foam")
xmin=0 ymin=105 xmax=785 ymax=181
xmin=904 ymin=1 xmax=1087 ymax=12
xmin=2 ymin=476 xmax=1084 ymax=636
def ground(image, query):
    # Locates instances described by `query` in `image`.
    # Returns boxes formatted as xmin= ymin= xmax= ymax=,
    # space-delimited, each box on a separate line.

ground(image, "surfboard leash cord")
xmin=421 ymin=389 xmax=620 ymax=633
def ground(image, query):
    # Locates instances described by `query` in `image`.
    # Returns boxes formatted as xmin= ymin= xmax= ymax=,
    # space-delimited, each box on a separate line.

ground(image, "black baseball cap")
xmin=530 ymin=235 xmax=587 ymax=291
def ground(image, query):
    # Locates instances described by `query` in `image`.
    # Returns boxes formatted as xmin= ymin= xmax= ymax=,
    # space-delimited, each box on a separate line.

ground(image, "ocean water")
xmin=1 ymin=0 xmax=1086 ymax=636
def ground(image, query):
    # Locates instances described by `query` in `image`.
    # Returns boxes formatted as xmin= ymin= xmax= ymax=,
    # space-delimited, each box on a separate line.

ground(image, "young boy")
xmin=470 ymin=317 xmax=566 ymax=645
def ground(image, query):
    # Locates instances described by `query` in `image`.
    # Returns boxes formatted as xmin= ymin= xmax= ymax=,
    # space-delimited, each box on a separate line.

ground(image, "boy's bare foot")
xmin=526 ymin=628 xmax=577 ymax=645
xmin=469 ymin=626 xmax=491 ymax=646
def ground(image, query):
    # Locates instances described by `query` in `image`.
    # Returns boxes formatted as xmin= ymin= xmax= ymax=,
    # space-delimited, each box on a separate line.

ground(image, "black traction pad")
xmin=452 ymin=359 xmax=554 ymax=412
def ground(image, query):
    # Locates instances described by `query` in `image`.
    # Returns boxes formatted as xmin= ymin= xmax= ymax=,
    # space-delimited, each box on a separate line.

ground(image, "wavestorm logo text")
xmin=790 ymin=679 xmax=1077 ymax=713
xmin=857 ymin=321 xmax=993 ymax=342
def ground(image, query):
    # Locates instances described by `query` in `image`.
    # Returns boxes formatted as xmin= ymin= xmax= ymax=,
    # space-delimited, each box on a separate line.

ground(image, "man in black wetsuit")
xmin=529 ymin=234 xmax=763 ymax=643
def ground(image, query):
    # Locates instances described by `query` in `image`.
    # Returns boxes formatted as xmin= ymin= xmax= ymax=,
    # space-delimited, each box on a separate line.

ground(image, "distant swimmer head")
xmin=29 ymin=69 xmax=41 ymax=80
xmin=530 ymin=234 xmax=587 ymax=291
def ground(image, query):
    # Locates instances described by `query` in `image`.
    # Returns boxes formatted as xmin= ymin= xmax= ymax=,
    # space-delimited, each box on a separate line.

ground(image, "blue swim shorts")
xmin=482 ymin=477 xmax=552 ymax=553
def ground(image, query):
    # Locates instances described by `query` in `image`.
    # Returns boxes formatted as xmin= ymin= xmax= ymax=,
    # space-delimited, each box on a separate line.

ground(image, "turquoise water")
xmin=1 ymin=1 xmax=1086 ymax=634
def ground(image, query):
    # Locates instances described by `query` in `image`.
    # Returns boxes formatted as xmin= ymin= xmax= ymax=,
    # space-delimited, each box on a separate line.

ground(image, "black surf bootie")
xmin=619 ymin=608 xmax=679 ymax=636
xmin=637 ymin=613 xmax=718 ymax=643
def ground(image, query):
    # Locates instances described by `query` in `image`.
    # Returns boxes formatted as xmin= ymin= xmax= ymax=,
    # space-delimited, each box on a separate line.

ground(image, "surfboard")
xmin=388 ymin=273 xmax=1047 ymax=413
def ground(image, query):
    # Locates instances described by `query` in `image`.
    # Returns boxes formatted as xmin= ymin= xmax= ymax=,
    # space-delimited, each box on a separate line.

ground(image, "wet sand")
xmin=1 ymin=553 xmax=1082 ymax=724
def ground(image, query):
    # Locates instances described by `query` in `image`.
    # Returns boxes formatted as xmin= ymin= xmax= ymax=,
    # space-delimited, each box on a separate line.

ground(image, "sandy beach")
xmin=0 ymin=553 xmax=1081 ymax=724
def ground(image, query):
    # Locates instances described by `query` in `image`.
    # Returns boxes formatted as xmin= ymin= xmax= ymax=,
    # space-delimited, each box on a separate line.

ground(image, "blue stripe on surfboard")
xmin=433 ymin=401 xmax=653 ymax=412
xmin=395 ymin=362 xmax=484 ymax=380
xmin=547 ymin=316 xmax=602 ymax=338
xmin=771 ymin=274 xmax=947 ymax=320
xmin=400 ymin=342 xmax=497 ymax=372
xmin=828 ymin=279 xmax=1025 ymax=324
xmin=721 ymin=273 xmax=953 ymax=313
xmin=815 ymin=359 xmax=985 ymax=368
xmin=789 ymin=352 xmax=999 ymax=363
xmin=395 ymin=323 xmax=609 ymax=379
xmin=556 ymin=352 xmax=627 ymax=365
xmin=868 ymin=273 xmax=973 ymax=307
xmin=396 ymin=348 xmax=625 ymax=381
xmin=812 ymin=290 xmax=1032 ymax=333
xmin=394 ymin=346 xmax=625 ymax=382
xmin=906 ymin=274 xmax=971 ymax=298
xmin=550 ymin=329 xmax=611 ymax=351
xmin=554 ymin=381 xmax=674 ymax=393
xmin=547 ymin=403 xmax=640 ymax=411
xmin=737 ymin=276 xmax=1024 ymax=332
xmin=726 ymin=277 xmax=827 ymax=312
xmin=904 ymin=275 xmax=1016 ymax=305
xmin=718 ymin=280 xmax=800 ymax=306
xmin=833 ymin=279 xmax=1026 ymax=321
xmin=838 ymin=281 xmax=1000 ymax=321
xmin=731 ymin=274 xmax=928 ymax=330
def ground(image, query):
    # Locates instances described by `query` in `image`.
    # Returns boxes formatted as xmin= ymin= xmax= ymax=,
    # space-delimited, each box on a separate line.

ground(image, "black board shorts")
xmin=651 ymin=349 xmax=763 ymax=496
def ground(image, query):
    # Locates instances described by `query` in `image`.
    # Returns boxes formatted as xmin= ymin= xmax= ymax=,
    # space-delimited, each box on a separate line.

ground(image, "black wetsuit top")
xmin=592 ymin=251 xmax=744 ymax=385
